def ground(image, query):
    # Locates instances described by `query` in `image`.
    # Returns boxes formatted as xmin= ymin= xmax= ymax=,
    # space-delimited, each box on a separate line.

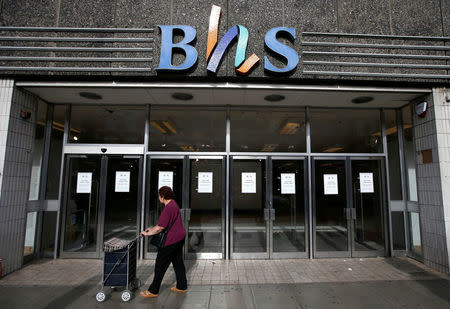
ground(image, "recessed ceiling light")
xmin=79 ymin=92 xmax=102 ymax=100
xmin=352 ymin=96 xmax=373 ymax=104
xmin=172 ymin=93 xmax=193 ymax=101
xmin=264 ymin=94 xmax=285 ymax=102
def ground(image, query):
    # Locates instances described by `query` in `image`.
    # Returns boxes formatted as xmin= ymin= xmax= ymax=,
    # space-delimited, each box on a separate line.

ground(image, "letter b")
xmin=157 ymin=25 xmax=198 ymax=71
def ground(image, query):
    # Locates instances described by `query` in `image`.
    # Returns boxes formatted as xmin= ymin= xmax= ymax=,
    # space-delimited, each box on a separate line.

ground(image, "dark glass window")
xmin=231 ymin=108 xmax=306 ymax=152
xmin=149 ymin=106 xmax=226 ymax=152
xmin=385 ymin=110 xmax=402 ymax=200
xmin=311 ymin=108 xmax=382 ymax=153
xmin=46 ymin=105 xmax=65 ymax=200
xmin=69 ymin=105 xmax=145 ymax=144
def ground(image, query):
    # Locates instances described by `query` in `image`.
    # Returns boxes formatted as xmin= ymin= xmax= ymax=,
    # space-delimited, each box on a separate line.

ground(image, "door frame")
xmin=144 ymin=155 xmax=185 ymax=259
xmin=59 ymin=154 xmax=143 ymax=259
xmin=349 ymin=156 xmax=388 ymax=258
xmin=270 ymin=156 xmax=309 ymax=259
xmin=230 ymin=155 xmax=270 ymax=259
xmin=312 ymin=156 xmax=351 ymax=258
xmin=312 ymin=156 xmax=388 ymax=258
xmin=186 ymin=155 xmax=226 ymax=260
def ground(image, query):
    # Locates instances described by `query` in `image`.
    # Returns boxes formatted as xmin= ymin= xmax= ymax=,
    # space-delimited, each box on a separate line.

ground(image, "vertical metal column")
xmin=225 ymin=106 xmax=231 ymax=259
xmin=306 ymin=107 xmax=313 ymax=259
xmin=396 ymin=109 xmax=409 ymax=251
xmin=53 ymin=104 xmax=70 ymax=259
xmin=35 ymin=104 xmax=54 ymax=257
xmin=381 ymin=109 xmax=394 ymax=256
xmin=139 ymin=104 xmax=150 ymax=259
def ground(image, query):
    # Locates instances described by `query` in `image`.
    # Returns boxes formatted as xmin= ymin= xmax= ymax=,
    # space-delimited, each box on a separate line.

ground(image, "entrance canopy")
xmin=18 ymin=82 xmax=429 ymax=108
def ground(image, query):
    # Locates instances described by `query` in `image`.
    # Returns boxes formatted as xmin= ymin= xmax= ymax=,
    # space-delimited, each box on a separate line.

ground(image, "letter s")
xmin=264 ymin=27 xmax=298 ymax=74
xmin=157 ymin=25 xmax=198 ymax=71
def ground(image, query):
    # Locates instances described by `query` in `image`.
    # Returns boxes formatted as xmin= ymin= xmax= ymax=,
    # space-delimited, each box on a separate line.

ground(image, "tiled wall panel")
xmin=0 ymin=80 xmax=37 ymax=275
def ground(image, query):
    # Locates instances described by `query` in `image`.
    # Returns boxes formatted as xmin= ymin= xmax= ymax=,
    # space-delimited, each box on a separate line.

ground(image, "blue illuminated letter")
xmin=264 ymin=27 xmax=298 ymax=73
xmin=157 ymin=25 xmax=198 ymax=71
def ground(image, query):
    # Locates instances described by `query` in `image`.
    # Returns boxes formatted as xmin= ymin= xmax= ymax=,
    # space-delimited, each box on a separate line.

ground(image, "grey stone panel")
xmin=112 ymin=0 xmax=167 ymax=76
xmin=0 ymin=0 xmax=58 ymax=27
xmin=56 ymin=0 xmax=118 ymax=76
xmin=227 ymin=0 xmax=285 ymax=79
xmin=391 ymin=0 xmax=443 ymax=36
xmin=337 ymin=0 xmax=391 ymax=34
xmin=58 ymin=0 xmax=116 ymax=28
xmin=443 ymin=0 xmax=450 ymax=36
xmin=285 ymin=0 xmax=338 ymax=80
xmin=170 ymin=0 xmax=228 ymax=78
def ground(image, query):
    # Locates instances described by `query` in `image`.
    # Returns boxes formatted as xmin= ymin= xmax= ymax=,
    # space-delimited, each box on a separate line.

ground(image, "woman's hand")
xmin=141 ymin=226 xmax=165 ymax=236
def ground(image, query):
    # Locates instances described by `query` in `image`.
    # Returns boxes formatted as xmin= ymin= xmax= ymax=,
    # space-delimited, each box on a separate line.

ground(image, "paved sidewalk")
xmin=0 ymin=257 xmax=449 ymax=308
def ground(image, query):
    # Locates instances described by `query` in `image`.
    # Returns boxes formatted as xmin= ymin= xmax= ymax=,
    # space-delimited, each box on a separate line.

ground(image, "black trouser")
xmin=148 ymin=238 xmax=187 ymax=294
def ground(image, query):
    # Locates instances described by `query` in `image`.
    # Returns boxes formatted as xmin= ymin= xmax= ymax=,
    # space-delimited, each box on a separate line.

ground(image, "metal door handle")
xmin=264 ymin=208 xmax=269 ymax=221
xmin=351 ymin=208 xmax=356 ymax=220
xmin=270 ymin=209 xmax=275 ymax=221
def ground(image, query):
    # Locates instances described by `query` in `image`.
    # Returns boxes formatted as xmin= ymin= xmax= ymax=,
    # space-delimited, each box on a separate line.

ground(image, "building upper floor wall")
xmin=0 ymin=0 xmax=449 ymax=84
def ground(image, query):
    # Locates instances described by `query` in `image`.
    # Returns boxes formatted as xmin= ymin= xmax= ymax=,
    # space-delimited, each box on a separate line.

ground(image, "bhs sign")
xmin=157 ymin=5 xmax=298 ymax=75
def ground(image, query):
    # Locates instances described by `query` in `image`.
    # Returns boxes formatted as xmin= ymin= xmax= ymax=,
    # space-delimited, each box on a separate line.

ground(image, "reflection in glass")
xmin=409 ymin=212 xmax=422 ymax=254
xmin=29 ymin=101 xmax=47 ymax=200
xmin=188 ymin=159 xmax=223 ymax=253
xmin=63 ymin=157 xmax=101 ymax=252
xmin=311 ymin=109 xmax=382 ymax=153
xmin=351 ymin=160 xmax=385 ymax=251
xmin=231 ymin=108 xmax=306 ymax=152
xmin=385 ymin=110 xmax=402 ymax=200
xmin=147 ymin=159 xmax=183 ymax=253
xmin=315 ymin=160 xmax=348 ymax=251
xmin=103 ymin=158 xmax=139 ymax=242
xmin=46 ymin=105 xmax=65 ymax=200
xmin=273 ymin=160 xmax=306 ymax=252
xmin=392 ymin=211 xmax=406 ymax=250
xmin=149 ymin=107 xmax=226 ymax=151
xmin=402 ymin=106 xmax=418 ymax=201
xmin=41 ymin=211 xmax=57 ymax=257
xmin=233 ymin=160 xmax=266 ymax=253
xmin=69 ymin=105 xmax=145 ymax=144
xmin=24 ymin=212 xmax=37 ymax=256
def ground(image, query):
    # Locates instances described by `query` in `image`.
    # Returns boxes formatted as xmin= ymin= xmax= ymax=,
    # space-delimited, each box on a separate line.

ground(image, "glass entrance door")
xmin=351 ymin=158 xmax=386 ymax=257
xmin=145 ymin=157 xmax=184 ymax=258
xmin=61 ymin=155 xmax=142 ymax=258
xmin=313 ymin=157 xmax=386 ymax=258
xmin=186 ymin=157 xmax=225 ymax=259
xmin=271 ymin=158 xmax=308 ymax=258
xmin=230 ymin=157 xmax=269 ymax=259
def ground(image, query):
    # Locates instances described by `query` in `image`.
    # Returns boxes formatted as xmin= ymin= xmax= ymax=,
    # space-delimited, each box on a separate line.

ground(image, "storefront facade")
xmin=0 ymin=1 xmax=449 ymax=275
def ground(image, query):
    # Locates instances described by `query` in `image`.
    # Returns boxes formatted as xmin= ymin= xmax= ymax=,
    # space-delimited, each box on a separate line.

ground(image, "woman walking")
xmin=140 ymin=186 xmax=187 ymax=298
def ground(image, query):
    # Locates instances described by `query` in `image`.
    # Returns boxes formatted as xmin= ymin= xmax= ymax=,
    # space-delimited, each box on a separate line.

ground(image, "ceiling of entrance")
xmin=20 ymin=83 xmax=429 ymax=108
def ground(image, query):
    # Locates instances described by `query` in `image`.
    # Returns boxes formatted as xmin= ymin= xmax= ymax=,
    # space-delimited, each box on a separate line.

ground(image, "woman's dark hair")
xmin=158 ymin=186 xmax=175 ymax=200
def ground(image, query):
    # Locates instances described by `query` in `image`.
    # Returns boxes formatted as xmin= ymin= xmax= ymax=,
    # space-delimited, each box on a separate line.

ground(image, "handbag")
xmin=150 ymin=210 xmax=180 ymax=248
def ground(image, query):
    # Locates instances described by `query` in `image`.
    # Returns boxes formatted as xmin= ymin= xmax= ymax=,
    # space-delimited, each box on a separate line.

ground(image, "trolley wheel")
xmin=121 ymin=290 xmax=132 ymax=302
xmin=95 ymin=291 xmax=106 ymax=303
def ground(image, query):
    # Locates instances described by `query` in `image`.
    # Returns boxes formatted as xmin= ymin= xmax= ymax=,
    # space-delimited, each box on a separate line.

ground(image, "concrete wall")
xmin=0 ymin=80 xmax=37 ymax=275
xmin=413 ymin=88 xmax=450 ymax=273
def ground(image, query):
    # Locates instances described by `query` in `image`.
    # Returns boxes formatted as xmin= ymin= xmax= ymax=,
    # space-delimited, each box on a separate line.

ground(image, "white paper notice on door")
xmin=281 ymin=173 xmax=296 ymax=194
xmin=115 ymin=171 xmax=130 ymax=192
xmin=158 ymin=171 xmax=173 ymax=189
xmin=242 ymin=172 xmax=256 ymax=193
xmin=76 ymin=172 xmax=92 ymax=194
xmin=198 ymin=172 xmax=213 ymax=193
xmin=324 ymin=174 xmax=338 ymax=195
xmin=360 ymin=172 xmax=374 ymax=193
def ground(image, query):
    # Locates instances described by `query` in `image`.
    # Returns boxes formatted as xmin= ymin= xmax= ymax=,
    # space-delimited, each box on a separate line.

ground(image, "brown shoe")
xmin=140 ymin=290 xmax=158 ymax=298
xmin=171 ymin=286 xmax=187 ymax=293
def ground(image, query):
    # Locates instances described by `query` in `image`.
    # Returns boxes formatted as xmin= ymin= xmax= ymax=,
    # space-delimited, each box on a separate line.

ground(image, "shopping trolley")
xmin=95 ymin=235 xmax=142 ymax=302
